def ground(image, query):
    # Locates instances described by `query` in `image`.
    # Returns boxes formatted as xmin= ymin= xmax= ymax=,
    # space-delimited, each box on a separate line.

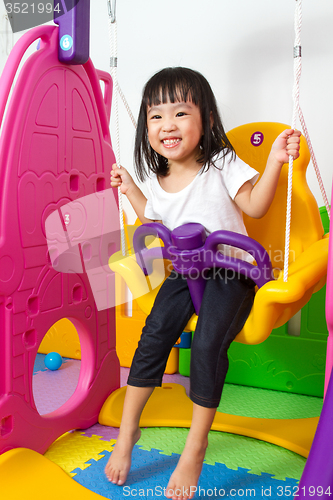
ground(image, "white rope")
xmin=108 ymin=8 xmax=126 ymax=256
xmin=283 ymin=0 xmax=330 ymax=282
xmin=107 ymin=2 xmax=137 ymax=257
xmin=297 ymin=103 xmax=330 ymax=219
xmin=283 ymin=0 xmax=302 ymax=282
xmin=117 ymin=83 xmax=137 ymax=129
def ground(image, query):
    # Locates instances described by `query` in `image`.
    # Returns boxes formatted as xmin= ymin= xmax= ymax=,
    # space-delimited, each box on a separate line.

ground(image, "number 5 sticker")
xmin=251 ymin=132 xmax=264 ymax=147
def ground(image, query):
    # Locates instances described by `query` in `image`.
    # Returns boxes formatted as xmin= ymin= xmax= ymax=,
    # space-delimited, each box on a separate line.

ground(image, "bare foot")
xmin=165 ymin=439 xmax=208 ymax=500
xmin=105 ymin=427 xmax=141 ymax=485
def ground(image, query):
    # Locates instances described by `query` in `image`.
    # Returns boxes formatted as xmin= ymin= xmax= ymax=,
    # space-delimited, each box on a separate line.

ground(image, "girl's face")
xmin=146 ymin=98 xmax=203 ymax=168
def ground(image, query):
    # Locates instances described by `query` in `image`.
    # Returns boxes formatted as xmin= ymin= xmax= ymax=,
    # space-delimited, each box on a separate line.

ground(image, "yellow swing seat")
xmin=109 ymin=122 xmax=328 ymax=345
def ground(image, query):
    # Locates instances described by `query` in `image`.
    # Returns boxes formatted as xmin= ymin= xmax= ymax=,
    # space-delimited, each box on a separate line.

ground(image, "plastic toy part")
xmin=0 ymin=448 xmax=105 ymax=500
xmin=44 ymin=352 xmax=63 ymax=371
xmin=179 ymin=205 xmax=331 ymax=398
xmin=133 ymin=222 xmax=273 ymax=315
xmin=297 ymin=371 xmax=333 ymax=496
xmin=54 ymin=0 xmax=90 ymax=65
xmin=0 ymin=24 xmax=120 ymax=455
xmin=325 ymin=183 xmax=333 ymax=394
xmin=38 ymin=318 xmax=82 ymax=360
xmin=99 ymin=383 xmax=318 ymax=458
xmin=174 ymin=331 xmax=192 ymax=348
xmin=296 ymin=186 xmax=333 ymax=493
xmin=109 ymin=123 xmax=328 ymax=345
xmin=115 ymin=274 xmax=179 ymax=374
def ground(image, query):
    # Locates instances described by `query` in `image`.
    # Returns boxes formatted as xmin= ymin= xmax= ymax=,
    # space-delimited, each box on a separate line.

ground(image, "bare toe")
xmin=104 ymin=428 xmax=141 ymax=485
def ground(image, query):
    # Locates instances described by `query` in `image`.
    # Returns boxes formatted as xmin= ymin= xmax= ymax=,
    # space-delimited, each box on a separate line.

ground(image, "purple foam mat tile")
xmin=82 ymin=423 xmax=120 ymax=440
xmin=33 ymin=359 xmax=81 ymax=415
xmin=120 ymin=366 xmax=130 ymax=387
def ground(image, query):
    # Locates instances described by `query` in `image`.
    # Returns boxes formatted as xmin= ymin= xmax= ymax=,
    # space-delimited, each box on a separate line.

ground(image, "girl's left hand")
xmin=270 ymin=129 xmax=301 ymax=165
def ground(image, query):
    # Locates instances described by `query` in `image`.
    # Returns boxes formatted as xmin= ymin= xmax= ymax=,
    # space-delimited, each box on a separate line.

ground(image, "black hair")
xmin=134 ymin=67 xmax=235 ymax=182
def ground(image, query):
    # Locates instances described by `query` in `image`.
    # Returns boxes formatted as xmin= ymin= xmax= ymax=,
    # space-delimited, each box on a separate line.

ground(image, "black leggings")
xmin=127 ymin=268 xmax=255 ymax=408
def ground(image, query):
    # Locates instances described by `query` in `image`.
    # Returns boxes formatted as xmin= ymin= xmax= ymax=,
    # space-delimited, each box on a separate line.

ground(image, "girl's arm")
xmin=110 ymin=165 xmax=161 ymax=224
xmin=234 ymin=129 xmax=301 ymax=218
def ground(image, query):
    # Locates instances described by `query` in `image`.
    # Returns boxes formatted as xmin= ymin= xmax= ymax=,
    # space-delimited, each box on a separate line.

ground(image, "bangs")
xmin=143 ymin=67 xmax=201 ymax=108
xmin=134 ymin=66 xmax=235 ymax=182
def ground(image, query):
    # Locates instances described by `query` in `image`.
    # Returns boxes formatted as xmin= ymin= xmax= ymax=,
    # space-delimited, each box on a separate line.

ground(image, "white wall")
xmin=1 ymin=1 xmax=333 ymax=222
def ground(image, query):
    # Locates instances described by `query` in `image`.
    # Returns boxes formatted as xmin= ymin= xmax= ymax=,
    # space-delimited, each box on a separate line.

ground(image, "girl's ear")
xmin=210 ymin=111 xmax=214 ymax=130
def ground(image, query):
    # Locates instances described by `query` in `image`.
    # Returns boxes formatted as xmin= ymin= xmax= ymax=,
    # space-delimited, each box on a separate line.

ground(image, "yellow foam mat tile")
xmin=0 ymin=448 xmax=106 ymax=500
xmin=99 ymin=383 xmax=318 ymax=458
xmin=45 ymin=431 xmax=116 ymax=476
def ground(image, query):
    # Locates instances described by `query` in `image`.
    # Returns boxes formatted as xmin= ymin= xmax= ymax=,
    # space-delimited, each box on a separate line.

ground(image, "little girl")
xmin=105 ymin=67 xmax=301 ymax=499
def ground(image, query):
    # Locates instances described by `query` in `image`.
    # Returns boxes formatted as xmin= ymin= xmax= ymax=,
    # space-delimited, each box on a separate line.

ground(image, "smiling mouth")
xmin=162 ymin=138 xmax=181 ymax=146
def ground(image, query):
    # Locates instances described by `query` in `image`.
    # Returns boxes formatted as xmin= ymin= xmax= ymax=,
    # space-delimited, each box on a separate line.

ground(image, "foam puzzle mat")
xmin=2 ymin=354 xmax=324 ymax=499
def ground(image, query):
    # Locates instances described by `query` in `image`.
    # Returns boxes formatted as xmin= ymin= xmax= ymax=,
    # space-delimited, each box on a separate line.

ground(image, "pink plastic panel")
xmin=0 ymin=25 xmax=120 ymax=454
xmin=325 ymin=183 xmax=333 ymax=394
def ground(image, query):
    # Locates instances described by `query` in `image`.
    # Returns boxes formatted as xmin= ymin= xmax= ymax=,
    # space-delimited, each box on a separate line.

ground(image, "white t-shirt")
xmin=144 ymin=151 xmax=259 ymax=262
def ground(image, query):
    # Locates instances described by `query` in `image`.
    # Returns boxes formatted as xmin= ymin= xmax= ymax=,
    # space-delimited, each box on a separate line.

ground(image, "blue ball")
xmin=44 ymin=352 xmax=63 ymax=371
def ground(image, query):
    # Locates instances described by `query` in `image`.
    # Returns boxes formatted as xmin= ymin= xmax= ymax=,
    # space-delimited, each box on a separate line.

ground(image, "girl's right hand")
xmin=110 ymin=164 xmax=134 ymax=195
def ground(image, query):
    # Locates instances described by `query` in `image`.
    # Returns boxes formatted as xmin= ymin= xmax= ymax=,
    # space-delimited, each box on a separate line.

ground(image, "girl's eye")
xmin=151 ymin=115 xmax=161 ymax=120
xmin=176 ymin=112 xmax=186 ymax=117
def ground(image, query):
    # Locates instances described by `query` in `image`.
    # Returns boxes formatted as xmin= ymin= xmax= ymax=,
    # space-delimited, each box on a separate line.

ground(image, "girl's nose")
xmin=162 ymin=120 xmax=176 ymax=132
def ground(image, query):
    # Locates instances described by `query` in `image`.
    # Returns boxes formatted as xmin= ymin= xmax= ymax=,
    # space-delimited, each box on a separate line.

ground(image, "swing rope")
xmin=107 ymin=0 xmax=137 ymax=256
xmin=283 ymin=0 xmax=330 ymax=282
xmin=107 ymin=0 xmax=329 ymax=275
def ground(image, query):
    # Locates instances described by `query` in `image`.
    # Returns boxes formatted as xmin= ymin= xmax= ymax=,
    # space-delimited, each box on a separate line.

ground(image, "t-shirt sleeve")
xmin=222 ymin=154 xmax=260 ymax=200
xmin=144 ymin=177 xmax=162 ymax=221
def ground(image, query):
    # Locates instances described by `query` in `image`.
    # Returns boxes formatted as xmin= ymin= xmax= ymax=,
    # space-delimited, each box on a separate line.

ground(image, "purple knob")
xmin=171 ymin=223 xmax=207 ymax=314
xmin=171 ymin=223 xmax=206 ymax=250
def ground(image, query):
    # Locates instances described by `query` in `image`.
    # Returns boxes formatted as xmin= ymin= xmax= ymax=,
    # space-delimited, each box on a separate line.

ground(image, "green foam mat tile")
xmin=218 ymin=383 xmax=322 ymax=418
xmin=137 ymin=427 xmax=306 ymax=481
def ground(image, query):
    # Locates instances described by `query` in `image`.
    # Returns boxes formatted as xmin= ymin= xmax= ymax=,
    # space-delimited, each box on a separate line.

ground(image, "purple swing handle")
xmin=133 ymin=223 xmax=173 ymax=275
xmin=204 ymin=230 xmax=273 ymax=288
xmin=133 ymin=223 xmax=274 ymax=315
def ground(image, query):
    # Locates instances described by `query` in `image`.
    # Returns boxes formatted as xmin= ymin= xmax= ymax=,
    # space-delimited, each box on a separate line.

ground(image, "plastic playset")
xmin=0 ymin=0 xmax=333 ymax=497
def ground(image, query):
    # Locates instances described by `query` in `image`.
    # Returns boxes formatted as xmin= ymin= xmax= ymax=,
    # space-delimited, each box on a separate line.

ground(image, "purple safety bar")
xmin=133 ymin=223 xmax=274 ymax=315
